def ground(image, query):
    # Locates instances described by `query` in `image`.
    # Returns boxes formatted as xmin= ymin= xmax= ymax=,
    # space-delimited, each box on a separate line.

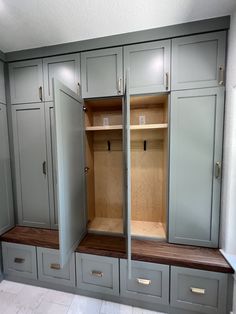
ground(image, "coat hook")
xmin=107 ymin=140 xmax=111 ymax=151
xmin=144 ymin=140 xmax=147 ymax=151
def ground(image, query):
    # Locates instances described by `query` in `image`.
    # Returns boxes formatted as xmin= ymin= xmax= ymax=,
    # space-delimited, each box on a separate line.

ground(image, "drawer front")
xmin=171 ymin=266 xmax=228 ymax=314
xmin=76 ymin=253 xmax=119 ymax=295
xmin=37 ymin=247 xmax=75 ymax=286
xmin=120 ymin=259 xmax=169 ymax=304
xmin=2 ymin=242 xmax=37 ymax=279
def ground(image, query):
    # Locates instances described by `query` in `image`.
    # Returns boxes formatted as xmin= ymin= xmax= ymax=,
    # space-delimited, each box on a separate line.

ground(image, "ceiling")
xmin=0 ymin=0 xmax=235 ymax=53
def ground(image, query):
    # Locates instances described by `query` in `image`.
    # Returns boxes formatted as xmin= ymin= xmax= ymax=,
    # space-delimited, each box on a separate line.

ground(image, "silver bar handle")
xmin=219 ymin=66 xmax=224 ymax=86
xmin=50 ymin=263 xmax=61 ymax=270
xmin=14 ymin=257 xmax=25 ymax=264
xmin=39 ymin=86 xmax=43 ymax=101
xmin=117 ymin=78 xmax=122 ymax=94
xmin=165 ymin=72 xmax=169 ymax=90
xmin=136 ymin=278 xmax=152 ymax=286
xmin=190 ymin=287 xmax=205 ymax=295
xmin=90 ymin=270 xmax=103 ymax=277
xmin=42 ymin=161 xmax=47 ymax=175
xmin=215 ymin=161 xmax=221 ymax=179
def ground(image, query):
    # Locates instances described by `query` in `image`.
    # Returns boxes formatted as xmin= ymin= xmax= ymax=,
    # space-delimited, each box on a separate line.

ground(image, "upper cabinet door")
xmin=43 ymin=54 xmax=80 ymax=101
xmin=9 ymin=59 xmax=43 ymax=104
xmin=81 ymin=47 xmax=123 ymax=98
xmin=171 ymin=31 xmax=226 ymax=90
xmin=53 ymin=79 xmax=86 ymax=266
xmin=0 ymin=104 xmax=14 ymax=235
xmin=12 ymin=103 xmax=50 ymax=228
xmin=169 ymin=88 xmax=224 ymax=248
xmin=0 ymin=61 xmax=6 ymax=104
xmin=124 ymin=40 xmax=171 ymax=94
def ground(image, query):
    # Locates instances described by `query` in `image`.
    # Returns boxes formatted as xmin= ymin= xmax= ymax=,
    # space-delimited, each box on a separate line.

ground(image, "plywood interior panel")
xmin=88 ymin=217 xmax=123 ymax=234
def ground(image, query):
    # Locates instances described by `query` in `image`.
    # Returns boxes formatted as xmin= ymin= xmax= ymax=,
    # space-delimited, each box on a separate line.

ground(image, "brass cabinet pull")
xmin=165 ymin=72 xmax=169 ymax=90
xmin=39 ymin=86 xmax=43 ymax=101
xmin=136 ymin=278 xmax=152 ymax=286
xmin=117 ymin=78 xmax=122 ymax=94
xmin=215 ymin=161 xmax=221 ymax=179
xmin=50 ymin=263 xmax=61 ymax=270
xmin=42 ymin=161 xmax=47 ymax=175
xmin=90 ymin=270 xmax=103 ymax=277
xmin=219 ymin=66 xmax=224 ymax=86
xmin=190 ymin=287 xmax=206 ymax=295
xmin=14 ymin=257 xmax=25 ymax=264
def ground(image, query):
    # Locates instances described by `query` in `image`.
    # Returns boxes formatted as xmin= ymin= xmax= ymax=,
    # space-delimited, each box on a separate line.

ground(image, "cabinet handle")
xmin=190 ymin=287 xmax=205 ymax=295
xmin=219 ymin=66 xmax=224 ymax=86
xmin=77 ymin=82 xmax=81 ymax=96
xmin=39 ymin=86 xmax=43 ymax=101
xmin=90 ymin=270 xmax=103 ymax=277
xmin=14 ymin=257 xmax=25 ymax=264
xmin=117 ymin=78 xmax=122 ymax=94
xmin=215 ymin=161 xmax=221 ymax=179
xmin=42 ymin=161 xmax=47 ymax=175
xmin=136 ymin=278 xmax=152 ymax=286
xmin=165 ymin=72 xmax=169 ymax=90
xmin=50 ymin=263 xmax=61 ymax=270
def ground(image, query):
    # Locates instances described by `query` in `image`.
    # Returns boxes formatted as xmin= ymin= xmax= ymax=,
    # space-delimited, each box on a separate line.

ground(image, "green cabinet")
xmin=0 ymin=61 xmax=6 ymax=104
xmin=12 ymin=103 xmax=50 ymax=228
xmin=169 ymin=88 xmax=224 ymax=247
xmin=81 ymin=47 xmax=123 ymax=98
xmin=124 ymin=40 xmax=171 ymax=94
xmin=0 ymin=104 xmax=14 ymax=235
xmin=171 ymin=31 xmax=226 ymax=90
xmin=43 ymin=54 xmax=81 ymax=101
xmin=9 ymin=59 xmax=43 ymax=104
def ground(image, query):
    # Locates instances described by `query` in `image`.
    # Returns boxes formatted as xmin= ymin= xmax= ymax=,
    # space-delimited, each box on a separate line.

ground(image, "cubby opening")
xmin=84 ymin=97 xmax=124 ymax=235
xmin=130 ymin=94 xmax=168 ymax=239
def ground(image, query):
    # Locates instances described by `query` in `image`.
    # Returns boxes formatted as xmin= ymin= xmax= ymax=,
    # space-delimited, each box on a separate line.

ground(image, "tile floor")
xmin=0 ymin=280 xmax=166 ymax=314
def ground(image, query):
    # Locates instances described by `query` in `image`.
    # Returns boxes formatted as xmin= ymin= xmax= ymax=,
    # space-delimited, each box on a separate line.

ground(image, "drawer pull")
xmin=50 ymin=263 xmax=61 ymax=270
xmin=14 ymin=257 xmax=25 ymax=264
xmin=137 ymin=278 xmax=152 ymax=286
xmin=190 ymin=287 xmax=206 ymax=295
xmin=90 ymin=270 xmax=103 ymax=278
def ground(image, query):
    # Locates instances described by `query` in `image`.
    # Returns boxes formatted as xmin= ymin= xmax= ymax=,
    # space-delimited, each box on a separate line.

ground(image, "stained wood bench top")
xmin=1 ymin=227 xmax=233 ymax=274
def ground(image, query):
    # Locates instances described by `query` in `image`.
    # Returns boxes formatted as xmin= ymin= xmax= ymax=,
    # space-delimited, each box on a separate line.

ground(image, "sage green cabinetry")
xmin=9 ymin=59 xmax=43 ymax=104
xmin=124 ymin=40 xmax=171 ymax=94
xmin=0 ymin=61 xmax=6 ymax=104
xmin=169 ymin=88 xmax=224 ymax=247
xmin=81 ymin=47 xmax=123 ymax=98
xmin=43 ymin=53 xmax=80 ymax=101
xmin=11 ymin=103 xmax=51 ymax=228
xmin=0 ymin=104 xmax=14 ymax=235
xmin=171 ymin=31 xmax=226 ymax=90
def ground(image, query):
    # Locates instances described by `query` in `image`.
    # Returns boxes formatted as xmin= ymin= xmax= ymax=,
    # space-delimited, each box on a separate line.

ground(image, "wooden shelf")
xmin=130 ymin=124 xmax=168 ymax=130
xmin=88 ymin=217 xmax=123 ymax=234
xmin=86 ymin=125 xmax=122 ymax=131
xmin=131 ymin=221 xmax=166 ymax=239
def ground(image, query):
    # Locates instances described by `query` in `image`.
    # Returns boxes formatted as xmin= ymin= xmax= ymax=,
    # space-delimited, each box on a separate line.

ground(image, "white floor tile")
xmin=100 ymin=301 xmax=133 ymax=314
xmin=0 ymin=280 xmax=25 ymax=294
xmin=68 ymin=295 xmax=102 ymax=314
xmin=34 ymin=300 xmax=69 ymax=314
xmin=132 ymin=307 xmax=165 ymax=314
xmin=42 ymin=289 xmax=74 ymax=306
xmin=0 ymin=291 xmax=20 ymax=314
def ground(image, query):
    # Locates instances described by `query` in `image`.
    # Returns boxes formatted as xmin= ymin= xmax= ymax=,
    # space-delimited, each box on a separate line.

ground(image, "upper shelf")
xmin=130 ymin=123 xmax=168 ymax=130
xmin=86 ymin=125 xmax=122 ymax=131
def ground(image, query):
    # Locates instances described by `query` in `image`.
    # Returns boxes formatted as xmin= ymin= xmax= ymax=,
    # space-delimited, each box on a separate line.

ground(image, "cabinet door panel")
xmin=124 ymin=40 xmax=170 ymax=94
xmin=12 ymin=103 xmax=50 ymax=227
xmin=9 ymin=59 xmax=43 ymax=104
xmin=0 ymin=61 xmax=6 ymax=104
xmin=0 ymin=104 xmax=14 ymax=235
xmin=169 ymin=88 xmax=224 ymax=247
xmin=172 ymin=31 xmax=226 ymax=90
xmin=81 ymin=47 xmax=123 ymax=98
xmin=43 ymin=54 xmax=80 ymax=101
xmin=53 ymin=79 xmax=86 ymax=266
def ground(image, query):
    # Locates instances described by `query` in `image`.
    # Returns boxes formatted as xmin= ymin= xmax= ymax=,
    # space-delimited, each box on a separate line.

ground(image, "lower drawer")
xmin=170 ymin=266 xmax=228 ymax=314
xmin=37 ymin=247 xmax=75 ymax=287
xmin=120 ymin=259 xmax=169 ymax=304
xmin=2 ymin=242 xmax=37 ymax=279
xmin=76 ymin=253 xmax=119 ymax=295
